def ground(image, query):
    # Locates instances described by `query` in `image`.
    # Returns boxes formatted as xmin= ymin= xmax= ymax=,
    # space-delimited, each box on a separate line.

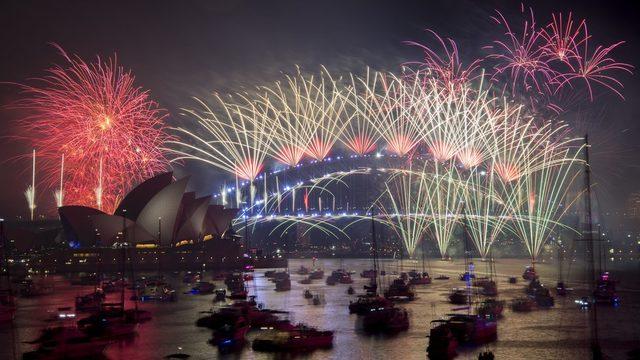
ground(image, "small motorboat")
xmin=556 ymin=282 xmax=568 ymax=296
xmin=296 ymin=266 xmax=310 ymax=275
xmin=384 ymin=279 xmax=415 ymax=301
xmin=427 ymin=320 xmax=458 ymax=360
xmin=477 ymin=299 xmax=505 ymax=319
xmin=228 ymin=289 xmax=248 ymax=300
xmin=312 ymin=295 xmax=322 ymax=306
xmin=299 ymin=277 xmax=312 ymax=284
xmin=309 ymin=269 xmax=324 ymax=280
xmin=408 ymin=272 xmax=432 ymax=285
xmin=459 ymin=272 xmax=476 ymax=282
xmin=252 ymin=324 xmax=333 ymax=352
xmin=522 ymin=266 xmax=537 ymax=281
xmin=362 ymin=306 xmax=409 ymax=333
xmin=479 ymin=281 xmax=498 ymax=297
xmin=446 ymin=314 xmax=497 ymax=345
xmin=508 ymin=277 xmax=517 ymax=284
xmin=448 ymin=289 xmax=469 ymax=305
xmin=511 ymin=297 xmax=536 ymax=312
xmin=75 ymin=290 xmax=105 ymax=312
xmin=191 ymin=281 xmax=215 ymax=295
xmin=275 ymin=277 xmax=291 ymax=292
xmin=349 ymin=295 xmax=392 ymax=315
xmin=210 ymin=316 xmax=250 ymax=353
xmin=360 ymin=269 xmax=377 ymax=279
xmin=303 ymin=289 xmax=313 ymax=299
xmin=214 ymin=289 xmax=227 ymax=302
xmin=347 ymin=286 xmax=355 ymax=295
xmin=183 ymin=272 xmax=201 ymax=284
xmin=435 ymin=275 xmax=450 ymax=281
xmin=23 ymin=326 xmax=109 ymax=359
xmin=594 ymin=272 xmax=620 ymax=306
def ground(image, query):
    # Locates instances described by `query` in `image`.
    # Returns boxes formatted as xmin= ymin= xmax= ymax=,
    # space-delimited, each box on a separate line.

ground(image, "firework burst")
xmin=14 ymin=45 xmax=172 ymax=214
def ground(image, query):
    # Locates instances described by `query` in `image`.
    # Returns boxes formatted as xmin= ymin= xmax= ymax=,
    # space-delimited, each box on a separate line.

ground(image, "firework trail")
xmin=14 ymin=45 xmax=172 ymax=214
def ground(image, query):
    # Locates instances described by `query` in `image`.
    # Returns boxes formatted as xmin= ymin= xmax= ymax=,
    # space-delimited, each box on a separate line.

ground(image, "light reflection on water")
xmin=1 ymin=258 xmax=638 ymax=360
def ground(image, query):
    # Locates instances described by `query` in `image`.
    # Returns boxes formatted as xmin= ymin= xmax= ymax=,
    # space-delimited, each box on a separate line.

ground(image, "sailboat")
xmin=349 ymin=213 xmax=392 ymax=315
xmin=409 ymin=240 xmax=432 ymax=285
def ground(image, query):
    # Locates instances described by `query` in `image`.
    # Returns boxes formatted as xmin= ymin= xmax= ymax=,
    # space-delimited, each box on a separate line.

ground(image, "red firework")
xmin=13 ymin=45 xmax=172 ymax=214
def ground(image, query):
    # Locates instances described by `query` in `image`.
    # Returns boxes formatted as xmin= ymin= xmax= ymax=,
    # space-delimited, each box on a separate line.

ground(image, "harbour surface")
xmin=2 ymin=258 xmax=638 ymax=360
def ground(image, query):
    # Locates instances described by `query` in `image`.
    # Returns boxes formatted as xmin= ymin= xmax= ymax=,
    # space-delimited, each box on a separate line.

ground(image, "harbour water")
xmin=1 ymin=258 xmax=638 ymax=360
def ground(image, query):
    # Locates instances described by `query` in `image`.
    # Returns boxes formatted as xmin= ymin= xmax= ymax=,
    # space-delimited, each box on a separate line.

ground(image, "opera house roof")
xmin=58 ymin=172 xmax=238 ymax=248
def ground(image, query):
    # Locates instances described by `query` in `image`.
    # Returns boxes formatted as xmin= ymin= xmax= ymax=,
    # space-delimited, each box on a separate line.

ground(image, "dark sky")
xmin=0 ymin=0 xmax=638 ymax=219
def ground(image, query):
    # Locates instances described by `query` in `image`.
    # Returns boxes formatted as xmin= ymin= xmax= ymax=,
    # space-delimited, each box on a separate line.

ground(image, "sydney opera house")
xmin=8 ymin=172 xmax=285 ymax=272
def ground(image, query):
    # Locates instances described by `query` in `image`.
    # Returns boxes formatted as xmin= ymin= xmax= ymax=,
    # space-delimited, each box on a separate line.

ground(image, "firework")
xmin=168 ymin=94 xmax=274 ymax=205
xmin=380 ymin=165 xmax=433 ymax=257
xmin=405 ymin=30 xmax=483 ymax=92
xmin=14 ymin=46 xmax=172 ymax=214
xmin=340 ymin=69 xmax=381 ymax=155
xmin=505 ymin=143 xmax=583 ymax=262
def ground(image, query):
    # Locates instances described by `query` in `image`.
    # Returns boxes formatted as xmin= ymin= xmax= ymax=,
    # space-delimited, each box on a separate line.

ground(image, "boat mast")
xmin=371 ymin=212 xmax=378 ymax=295
xmin=583 ymin=134 xmax=601 ymax=359
xmin=460 ymin=203 xmax=473 ymax=314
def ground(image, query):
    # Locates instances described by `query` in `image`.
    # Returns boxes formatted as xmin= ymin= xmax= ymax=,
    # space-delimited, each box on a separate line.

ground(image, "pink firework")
xmin=555 ymin=24 xmax=634 ymax=100
xmin=386 ymin=133 xmax=419 ymax=157
xmin=540 ymin=12 xmax=584 ymax=62
xmin=486 ymin=9 xmax=557 ymax=95
xmin=13 ymin=45 xmax=172 ymax=214
xmin=405 ymin=30 xmax=483 ymax=91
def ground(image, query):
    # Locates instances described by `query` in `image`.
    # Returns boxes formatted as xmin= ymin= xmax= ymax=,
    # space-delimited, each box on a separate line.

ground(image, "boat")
xmin=214 ymin=289 xmax=227 ymax=302
xmin=477 ymin=299 xmax=505 ymax=319
xmin=446 ymin=313 xmax=497 ymax=345
xmin=435 ymin=275 xmax=450 ymax=281
xmin=448 ymin=288 xmax=469 ymax=305
xmin=296 ymin=266 xmax=310 ymax=275
xmin=479 ymin=280 xmax=498 ymax=297
xmin=190 ymin=281 xmax=215 ymax=295
xmin=0 ymin=293 xmax=16 ymax=324
xmin=508 ymin=277 xmax=517 ymax=284
xmin=326 ymin=276 xmax=337 ymax=286
xmin=252 ymin=324 xmax=333 ymax=352
xmin=303 ymin=289 xmax=313 ymax=299
xmin=427 ymin=320 xmax=458 ymax=360
xmin=183 ymin=271 xmax=201 ymax=284
xmin=312 ymin=295 xmax=322 ymax=306
xmin=384 ymin=278 xmax=415 ymax=301
xmin=360 ymin=269 xmax=376 ymax=279
xmin=22 ymin=326 xmax=109 ymax=360
xmin=210 ymin=316 xmax=250 ymax=352
xmin=137 ymin=284 xmax=177 ymax=302
xmin=556 ymin=281 xmax=568 ymax=296
xmin=511 ymin=297 xmax=536 ymax=312
xmin=408 ymin=272 xmax=432 ymax=285
xmin=309 ymin=269 xmax=324 ymax=280
xmin=75 ymin=290 xmax=105 ymax=312
xmin=299 ymin=277 xmax=312 ymax=284
xmin=459 ymin=271 xmax=476 ymax=282
xmin=348 ymin=295 xmax=392 ymax=315
xmin=362 ymin=306 xmax=409 ymax=333
xmin=593 ymin=272 xmax=620 ymax=306
xmin=526 ymin=279 xmax=554 ymax=308
xmin=347 ymin=286 xmax=355 ymax=295
xmin=228 ymin=288 xmax=248 ymax=300
xmin=275 ymin=277 xmax=291 ymax=292
xmin=522 ymin=266 xmax=537 ymax=281
xmin=19 ymin=278 xmax=54 ymax=297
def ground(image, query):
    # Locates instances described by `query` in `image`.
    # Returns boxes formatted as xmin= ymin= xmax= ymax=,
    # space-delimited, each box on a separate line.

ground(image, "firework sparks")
xmin=14 ymin=45 xmax=172 ymax=214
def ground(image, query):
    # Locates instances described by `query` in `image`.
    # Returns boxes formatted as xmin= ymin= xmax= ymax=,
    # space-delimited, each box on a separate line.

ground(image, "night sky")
xmin=0 ymin=0 xmax=638 ymax=220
